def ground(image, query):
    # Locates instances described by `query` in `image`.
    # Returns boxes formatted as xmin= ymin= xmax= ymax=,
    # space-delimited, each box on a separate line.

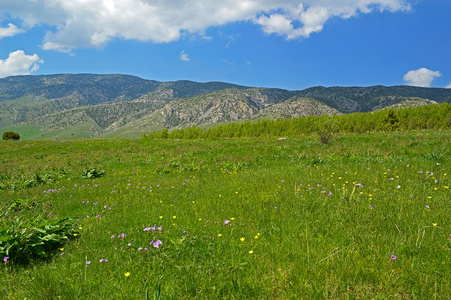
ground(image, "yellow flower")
xmin=73 ymin=233 xmax=78 ymax=236
xmin=79 ymin=226 xmax=83 ymax=230
xmin=433 ymin=223 xmax=437 ymax=227
xmin=254 ymin=235 xmax=259 ymax=239
xmin=172 ymin=216 xmax=176 ymax=218
xmin=249 ymin=250 xmax=254 ymax=254
xmin=218 ymin=234 xmax=222 ymax=237
xmin=159 ymin=216 xmax=163 ymax=219
xmin=240 ymin=237 xmax=245 ymax=242
xmin=124 ymin=272 xmax=130 ymax=277
xmin=59 ymin=248 xmax=64 ymax=251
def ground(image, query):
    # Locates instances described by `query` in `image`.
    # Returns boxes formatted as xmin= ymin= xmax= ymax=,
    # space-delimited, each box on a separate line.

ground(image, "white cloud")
xmin=446 ymin=82 xmax=451 ymax=89
xmin=179 ymin=50 xmax=190 ymax=61
xmin=403 ymin=68 xmax=442 ymax=87
xmin=0 ymin=50 xmax=44 ymax=78
xmin=0 ymin=23 xmax=24 ymax=39
xmin=0 ymin=0 xmax=412 ymax=51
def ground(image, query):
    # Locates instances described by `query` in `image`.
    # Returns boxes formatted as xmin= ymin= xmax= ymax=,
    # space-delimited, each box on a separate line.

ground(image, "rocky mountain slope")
xmin=0 ymin=74 xmax=450 ymax=139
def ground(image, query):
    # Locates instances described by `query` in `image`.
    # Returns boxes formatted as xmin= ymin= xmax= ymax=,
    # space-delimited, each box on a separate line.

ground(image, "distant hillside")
xmin=1 ymin=74 xmax=450 ymax=139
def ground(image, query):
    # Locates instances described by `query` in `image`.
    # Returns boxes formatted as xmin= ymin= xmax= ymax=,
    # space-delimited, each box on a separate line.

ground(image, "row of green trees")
xmin=146 ymin=102 xmax=451 ymax=139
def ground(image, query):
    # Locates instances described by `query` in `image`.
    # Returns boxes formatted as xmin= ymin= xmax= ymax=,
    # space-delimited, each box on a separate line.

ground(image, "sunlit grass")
xmin=1 ymin=131 xmax=450 ymax=298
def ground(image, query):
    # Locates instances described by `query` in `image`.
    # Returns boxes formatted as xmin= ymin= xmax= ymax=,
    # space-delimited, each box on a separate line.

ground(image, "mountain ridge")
xmin=1 ymin=74 xmax=450 ymax=139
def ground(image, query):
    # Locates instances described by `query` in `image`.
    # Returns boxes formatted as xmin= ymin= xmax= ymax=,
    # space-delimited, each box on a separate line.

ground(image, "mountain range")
xmin=1 ymin=74 xmax=450 ymax=139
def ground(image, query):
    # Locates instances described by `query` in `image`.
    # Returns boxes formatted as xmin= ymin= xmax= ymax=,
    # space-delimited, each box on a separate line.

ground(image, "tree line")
xmin=145 ymin=102 xmax=451 ymax=139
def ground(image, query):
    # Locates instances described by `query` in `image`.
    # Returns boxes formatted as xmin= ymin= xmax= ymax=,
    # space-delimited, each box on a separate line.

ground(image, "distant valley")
xmin=1 ymin=74 xmax=450 ymax=139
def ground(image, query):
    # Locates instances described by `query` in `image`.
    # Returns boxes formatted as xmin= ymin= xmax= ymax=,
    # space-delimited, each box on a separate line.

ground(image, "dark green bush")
xmin=2 ymin=131 xmax=20 ymax=140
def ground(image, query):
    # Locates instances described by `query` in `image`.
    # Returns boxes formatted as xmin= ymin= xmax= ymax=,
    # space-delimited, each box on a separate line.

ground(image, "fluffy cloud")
xmin=0 ymin=50 xmax=44 ymax=78
xmin=446 ymin=82 xmax=451 ymax=89
xmin=403 ymin=68 xmax=442 ymax=87
xmin=0 ymin=0 xmax=411 ymax=51
xmin=0 ymin=23 xmax=24 ymax=39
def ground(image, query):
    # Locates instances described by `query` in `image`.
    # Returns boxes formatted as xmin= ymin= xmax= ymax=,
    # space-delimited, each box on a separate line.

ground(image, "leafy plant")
xmin=81 ymin=168 xmax=105 ymax=179
xmin=0 ymin=199 xmax=78 ymax=265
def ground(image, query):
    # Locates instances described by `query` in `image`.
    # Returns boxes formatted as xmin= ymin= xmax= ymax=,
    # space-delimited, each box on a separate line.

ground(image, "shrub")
xmin=2 ymin=131 xmax=20 ymax=140
xmin=0 ymin=199 xmax=78 ymax=265
xmin=81 ymin=168 xmax=105 ymax=179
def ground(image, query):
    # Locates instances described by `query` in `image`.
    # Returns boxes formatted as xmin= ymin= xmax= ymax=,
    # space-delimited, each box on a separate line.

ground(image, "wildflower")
xmin=3 ymin=257 xmax=9 ymax=263
xmin=240 ymin=237 xmax=245 ymax=242
xmin=125 ymin=272 xmax=130 ymax=277
xmin=218 ymin=234 xmax=222 ymax=237
xmin=59 ymin=248 xmax=64 ymax=251
xmin=96 ymin=215 xmax=100 ymax=218
xmin=433 ymin=223 xmax=437 ymax=227
xmin=73 ymin=233 xmax=78 ymax=236
xmin=157 ymin=226 xmax=162 ymax=231
xmin=391 ymin=255 xmax=397 ymax=261
xmin=86 ymin=261 xmax=91 ymax=265
xmin=426 ymin=205 xmax=430 ymax=209
xmin=99 ymin=259 xmax=108 ymax=263
xmin=127 ymin=243 xmax=131 ymax=246
xmin=255 ymin=235 xmax=259 ymax=239
xmin=153 ymin=240 xmax=162 ymax=248
xmin=111 ymin=235 xmax=115 ymax=239
xmin=224 ymin=220 xmax=230 ymax=225
xmin=370 ymin=205 xmax=373 ymax=210
xmin=249 ymin=250 xmax=254 ymax=254
xmin=397 ymin=185 xmax=401 ymax=189
xmin=79 ymin=226 xmax=83 ymax=230
xmin=138 ymin=247 xmax=142 ymax=251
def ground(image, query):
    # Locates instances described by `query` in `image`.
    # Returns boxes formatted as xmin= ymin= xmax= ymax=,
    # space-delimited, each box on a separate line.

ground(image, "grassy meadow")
xmin=1 ymin=131 xmax=450 ymax=299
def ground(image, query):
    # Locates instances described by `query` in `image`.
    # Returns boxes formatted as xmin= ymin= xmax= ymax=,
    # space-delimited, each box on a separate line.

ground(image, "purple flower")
xmin=127 ymin=243 xmax=131 ymax=246
xmin=152 ymin=240 xmax=162 ymax=248
xmin=157 ymin=226 xmax=162 ymax=231
xmin=99 ymin=259 xmax=108 ymax=263
xmin=425 ymin=205 xmax=430 ymax=209
xmin=3 ymin=257 xmax=9 ymax=263
xmin=409 ymin=195 xmax=413 ymax=198
xmin=138 ymin=247 xmax=142 ymax=251
xmin=111 ymin=235 xmax=115 ymax=239
xmin=95 ymin=215 xmax=100 ymax=218
xmin=370 ymin=205 xmax=373 ymax=210
xmin=224 ymin=220 xmax=230 ymax=225
xmin=143 ymin=227 xmax=151 ymax=232
xmin=86 ymin=261 xmax=91 ymax=265
xmin=391 ymin=254 xmax=397 ymax=261
xmin=397 ymin=185 xmax=401 ymax=189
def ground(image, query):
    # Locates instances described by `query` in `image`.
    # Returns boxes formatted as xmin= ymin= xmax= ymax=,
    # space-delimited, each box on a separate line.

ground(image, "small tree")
xmin=383 ymin=109 xmax=400 ymax=131
xmin=2 ymin=131 xmax=20 ymax=140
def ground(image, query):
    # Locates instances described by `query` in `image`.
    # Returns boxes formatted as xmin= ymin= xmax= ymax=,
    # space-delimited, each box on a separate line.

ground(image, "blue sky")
xmin=0 ymin=0 xmax=450 ymax=90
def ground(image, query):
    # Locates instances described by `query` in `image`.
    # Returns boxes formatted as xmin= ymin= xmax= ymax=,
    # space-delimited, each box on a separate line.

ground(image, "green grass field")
xmin=1 ymin=131 xmax=450 ymax=299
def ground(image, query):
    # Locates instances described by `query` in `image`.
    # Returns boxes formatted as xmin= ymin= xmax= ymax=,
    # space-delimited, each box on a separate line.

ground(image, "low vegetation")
xmin=0 ymin=128 xmax=449 ymax=298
